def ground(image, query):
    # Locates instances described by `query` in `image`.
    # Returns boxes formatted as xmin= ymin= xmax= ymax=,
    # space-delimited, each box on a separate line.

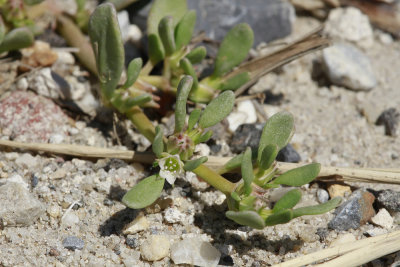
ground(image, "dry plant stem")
xmin=273 ymin=230 xmax=400 ymax=267
xmin=192 ymin=164 xmax=236 ymax=195
xmin=125 ymin=106 xmax=156 ymax=142
xmin=56 ymin=14 xmax=97 ymax=75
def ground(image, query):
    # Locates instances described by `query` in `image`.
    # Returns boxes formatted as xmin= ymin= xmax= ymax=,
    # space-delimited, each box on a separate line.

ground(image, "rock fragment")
xmin=371 ymin=208 xmax=393 ymax=229
xmin=377 ymin=189 xmax=400 ymax=212
xmin=140 ymin=235 xmax=170 ymax=261
xmin=171 ymin=238 xmax=221 ymax=267
xmin=376 ymin=108 xmax=399 ymax=137
xmin=62 ymin=236 xmax=84 ymax=251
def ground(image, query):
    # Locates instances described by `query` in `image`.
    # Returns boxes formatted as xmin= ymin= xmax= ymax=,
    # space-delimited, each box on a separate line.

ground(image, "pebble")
xmin=4 ymin=173 xmax=29 ymax=189
xmin=117 ymin=10 xmax=142 ymax=43
xmin=125 ymin=236 xmax=138 ymax=248
xmin=229 ymin=123 xmax=263 ymax=153
xmin=377 ymin=189 xmax=400 ymax=212
xmin=200 ymin=191 xmax=227 ymax=207
xmin=164 ymin=207 xmax=186 ymax=224
xmin=371 ymin=208 xmax=393 ymax=229
xmin=140 ymin=235 xmax=170 ymax=261
xmin=123 ymin=212 xmax=149 ymax=234
xmin=276 ymin=144 xmax=301 ymax=163
xmin=328 ymin=190 xmax=375 ymax=231
xmin=50 ymin=168 xmax=67 ymax=180
xmin=329 ymin=233 xmax=356 ymax=247
xmin=327 ymin=184 xmax=352 ymax=198
xmin=47 ymin=205 xmax=61 ymax=218
xmin=170 ymin=238 xmax=221 ymax=267
xmin=0 ymin=182 xmax=45 ymax=227
xmin=226 ymin=100 xmax=257 ymax=132
xmin=317 ymin=189 xmax=329 ymax=203
xmin=62 ymin=236 xmax=84 ymax=251
xmin=185 ymin=171 xmax=209 ymax=191
xmin=61 ymin=212 xmax=80 ymax=227
xmin=324 ymin=7 xmax=373 ymax=46
xmin=322 ymin=43 xmax=377 ymax=91
xmin=366 ymin=227 xmax=388 ymax=237
xmin=376 ymin=108 xmax=399 ymax=137
xmin=15 ymin=153 xmax=39 ymax=169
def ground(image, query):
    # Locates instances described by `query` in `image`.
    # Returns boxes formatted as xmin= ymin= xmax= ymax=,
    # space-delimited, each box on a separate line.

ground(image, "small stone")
xmin=322 ymin=43 xmax=376 ymax=91
xmin=140 ymin=235 xmax=170 ymax=261
xmin=330 ymin=233 xmax=356 ymax=247
xmin=276 ymin=144 xmax=301 ymax=163
xmin=4 ymin=173 xmax=29 ymax=189
xmin=229 ymin=123 xmax=263 ymax=153
xmin=123 ymin=212 xmax=149 ymax=234
xmin=164 ymin=207 xmax=186 ymax=224
xmin=377 ymin=189 xmax=400 ymax=212
xmin=371 ymin=208 xmax=393 ymax=229
xmin=62 ymin=236 xmax=84 ymax=250
xmin=376 ymin=108 xmax=400 ymax=137
xmin=327 ymin=184 xmax=352 ymax=198
xmin=316 ymin=228 xmax=329 ymax=241
xmin=227 ymin=100 xmax=257 ymax=132
xmin=0 ymin=182 xmax=45 ymax=227
xmin=145 ymin=198 xmax=173 ymax=214
xmin=126 ymin=236 xmax=138 ymax=248
xmin=171 ymin=238 xmax=221 ymax=267
xmin=366 ymin=227 xmax=388 ymax=237
xmin=50 ymin=169 xmax=67 ymax=179
xmin=47 ymin=205 xmax=61 ymax=218
xmin=219 ymin=254 xmax=234 ymax=266
xmin=20 ymin=41 xmax=58 ymax=70
xmin=328 ymin=190 xmax=375 ymax=231
xmin=324 ymin=7 xmax=373 ymax=45
xmin=61 ymin=212 xmax=79 ymax=226
xmin=317 ymin=189 xmax=329 ymax=203
xmin=185 ymin=171 xmax=209 ymax=191
xmin=15 ymin=153 xmax=39 ymax=169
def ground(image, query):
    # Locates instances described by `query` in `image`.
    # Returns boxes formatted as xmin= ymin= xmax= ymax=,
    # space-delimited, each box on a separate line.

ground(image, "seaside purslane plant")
xmin=89 ymin=3 xmax=341 ymax=229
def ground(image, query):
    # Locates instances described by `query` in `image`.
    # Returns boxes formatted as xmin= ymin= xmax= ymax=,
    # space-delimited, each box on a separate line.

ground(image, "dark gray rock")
xmin=328 ymin=190 xmax=375 ymax=231
xmin=229 ymin=123 xmax=263 ymax=153
xmin=376 ymin=108 xmax=399 ymax=137
xmin=322 ymin=43 xmax=377 ymax=91
xmin=377 ymin=190 xmax=400 ymax=212
xmin=276 ymin=144 xmax=301 ymax=163
xmin=62 ymin=236 xmax=84 ymax=251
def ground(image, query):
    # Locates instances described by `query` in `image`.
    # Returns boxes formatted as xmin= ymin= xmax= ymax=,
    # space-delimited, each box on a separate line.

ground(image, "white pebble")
xmin=371 ymin=208 xmax=393 ymax=229
xmin=140 ymin=235 xmax=170 ymax=261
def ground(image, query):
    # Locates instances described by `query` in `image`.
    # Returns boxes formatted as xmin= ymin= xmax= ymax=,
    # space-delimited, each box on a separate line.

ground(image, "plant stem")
xmin=126 ymin=106 xmax=156 ymax=142
xmin=141 ymin=61 xmax=154 ymax=76
xmin=140 ymin=75 xmax=169 ymax=91
xmin=192 ymin=164 xmax=236 ymax=195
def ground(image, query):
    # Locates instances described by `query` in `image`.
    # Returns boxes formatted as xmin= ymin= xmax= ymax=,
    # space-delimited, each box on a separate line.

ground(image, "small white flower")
xmin=158 ymin=154 xmax=184 ymax=185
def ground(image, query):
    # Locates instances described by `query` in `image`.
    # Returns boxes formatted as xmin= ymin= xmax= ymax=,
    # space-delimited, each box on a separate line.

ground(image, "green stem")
xmin=192 ymin=164 xmax=236 ymax=195
xmin=126 ymin=106 xmax=156 ymax=142
xmin=141 ymin=61 xmax=154 ymax=76
xmin=140 ymin=75 xmax=169 ymax=91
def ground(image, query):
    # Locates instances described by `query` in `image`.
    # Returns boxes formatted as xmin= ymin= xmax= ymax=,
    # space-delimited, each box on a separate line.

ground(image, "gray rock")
xmin=276 ymin=144 xmax=301 ymax=163
xmin=376 ymin=108 xmax=399 ymax=137
xmin=322 ymin=43 xmax=377 ymax=91
xmin=377 ymin=189 xmax=400 ymax=212
xmin=230 ymin=123 xmax=263 ymax=153
xmin=0 ymin=182 xmax=45 ymax=227
xmin=171 ymin=238 xmax=221 ymax=267
xmin=62 ymin=236 xmax=84 ymax=250
xmin=317 ymin=189 xmax=329 ymax=204
xmin=328 ymin=190 xmax=375 ymax=231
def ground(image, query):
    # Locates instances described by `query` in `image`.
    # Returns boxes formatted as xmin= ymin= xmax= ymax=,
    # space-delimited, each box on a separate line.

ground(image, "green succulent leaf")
xmin=264 ymin=209 xmax=293 ymax=226
xmin=147 ymin=0 xmax=187 ymax=36
xmin=226 ymin=210 xmax=265 ymax=229
xmin=183 ymin=156 xmax=208 ymax=171
xmin=258 ymin=111 xmax=294 ymax=163
xmin=175 ymin=75 xmax=193 ymax=133
xmin=212 ymin=23 xmax=254 ymax=77
xmin=110 ymin=92 xmax=151 ymax=112
xmin=180 ymin=58 xmax=198 ymax=89
xmin=258 ymin=144 xmax=278 ymax=171
xmin=239 ymin=195 xmax=256 ymax=211
xmin=292 ymin=197 xmax=342 ymax=218
xmin=198 ymin=90 xmax=235 ymax=129
xmin=175 ymin=10 xmax=196 ymax=50
xmin=230 ymin=192 xmax=241 ymax=202
xmin=125 ymin=94 xmax=152 ymax=108
xmin=0 ymin=17 xmax=5 ymax=44
xmin=148 ymin=33 xmax=165 ymax=64
xmin=186 ymin=46 xmax=206 ymax=64
xmin=122 ymin=175 xmax=165 ymax=209
xmin=0 ymin=27 xmax=34 ymax=54
xmin=242 ymin=147 xmax=254 ymax=196
xmin=187 ymin=108 xmax=202 ymax=131
xmin=122 ymin=58 xmax=142 ymax=89
xmin=197 ymin=130 xmax=213 ymax=144
xmin=88 ymin=3 xmax=124 ymax=100
xmin=158 ymin=16 xmax=176 ymax=56
xmin=273 ymin=163 xmax=320 ymax=186
xmin=272 ymin=189 xmax=302 ymax=213
xmin=218 ymin=72 xmax=250 ymax=91
xmin=153 ymin=125 xmax=164 ymax=157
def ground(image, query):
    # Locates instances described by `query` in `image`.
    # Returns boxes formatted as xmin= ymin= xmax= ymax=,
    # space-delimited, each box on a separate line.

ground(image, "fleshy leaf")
xmin=147 ymin=0 xmax=187 ymax=36
xmin=183 ymin=156 xmax=208 ymax=171
xmin=198 ymin=90 xmax=235 ymax=129
xmin=0 ymin=28 xmax=34 ymax=54
xmin=0 ymin=17 xmax=5 ymax=44
xmin=110 ymin=92 xmax=151 ymax=112
xmin=272 ymin=189 xmax=302 ymax=213
xmin=187 ymin=108 xmax=201 ymax=131
xmin=180 ymin=58 xmax=198 ymax=89
xmin=122 ymin=58 xmax=142 ymax=89
xmin=226 ymin=210 xmax=265 ymax=229
xmin=239 ymin=195 xmax=256 ymax=211
xmin=292 ymin=197 xmax=341 ymax=218
xmin=186 ymin=46 xmax=206 ymax=64
xmin=153 ymin=125 xmax=164 ymax=157
xmin=258 ymin=144 xmax=278 ymax=171
xmin=122 ymin=175 xmax=165 ymax=209
xmin=175 ymin=75 xmax=193 ymax=133
xmin=175 ymin=10 xmax=196 ymax=50
xmin=242 ymin=147 xmax=254 ymax=196
xmin=212 ymin=23 xmax=253 ymax=77
xmin=264 ymin=210 xmax=293 ymax=226
xmin=218 ymin=72 xmax=250 ymax=91
xmin=158 ymin=16 xmax=176 ymax=56
xmin=273 ymin=163 xmax=320 ymax=186
xmin=148 ymin=34 xmax=165 ymax=64
xmin=258 ymin=111 xmax=294 ymax=163
xmin=88 ymin=3 xmax=124 ymax=99
xmin=196 ymin=130 xmax=213 ymax=144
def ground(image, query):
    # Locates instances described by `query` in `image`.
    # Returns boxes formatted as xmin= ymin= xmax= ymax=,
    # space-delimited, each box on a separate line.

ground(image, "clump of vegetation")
xmin=88 ymin=2 xmax=341 ymax=229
